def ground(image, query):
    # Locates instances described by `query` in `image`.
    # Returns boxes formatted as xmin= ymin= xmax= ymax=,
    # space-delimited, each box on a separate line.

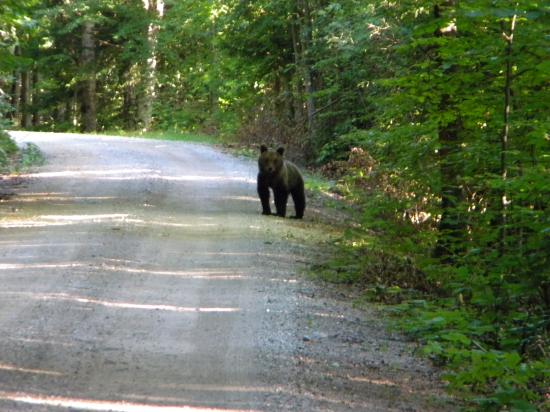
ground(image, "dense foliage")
xmin=1 ymin=1 xmax=548 ymax=409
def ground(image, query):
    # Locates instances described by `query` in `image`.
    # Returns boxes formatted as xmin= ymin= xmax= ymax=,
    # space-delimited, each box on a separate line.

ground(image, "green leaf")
xmin=509 ymin=400 xmax=538 ymax=412
xmin=441 ymin=331 xmax=471 ymax=346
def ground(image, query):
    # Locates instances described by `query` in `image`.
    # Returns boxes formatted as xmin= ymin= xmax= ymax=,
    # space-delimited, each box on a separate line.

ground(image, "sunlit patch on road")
xmin=0 ymin=363 xmax=62 ymax=377
xmin=125 ymin=218 xmax=218 ymax=229
xmin=0 ymin=292 xmax=240 ymax=314
xmin=16 ymin=169 xmax=256 ymax=185
xmin=100 ymin=264 xmax=246 ymax=280
xmin=17 ymin=169 xmax=160 ymax=179
xmin=0 ymin=214 xmax=130 ymax=228
xmin=0 ymin=391 xmax=258 ymax=412
xmin=0 ymin=262 xmax=86 ymax=270
xmin=220 ymin=196 xmax=258 ymax=203
xmin=9 ymin=193 xmax=117 ymax=202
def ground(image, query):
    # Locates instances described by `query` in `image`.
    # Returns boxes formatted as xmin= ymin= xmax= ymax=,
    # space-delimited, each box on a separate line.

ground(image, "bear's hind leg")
xmin=257 ymin=175 xmax=272 ymax=215
xmin=291 ymin=186 xmax=305 ymax=219
xmin=274 ymin=189 xmax=288 ymax=217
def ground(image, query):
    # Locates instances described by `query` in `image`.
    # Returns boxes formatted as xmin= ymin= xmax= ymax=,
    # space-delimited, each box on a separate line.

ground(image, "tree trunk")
xmin=21 ymin=69 xmax=33 ymax=129
xmin=432 ymin=1 xmax=463 ymax=261
xmin=124 ymin=83 xmax=138 ymax=130
xmin=9 ymin=73 xmax=22 ymax=124
xmin=434 ymin=110 xmax=463 ymax=260
xmin=138 ymin=0 xmax=164 ymax=132
xmin=32 ymin=70 xmax=41 ymax=127
xmin=80 ymin=20 xmax=97 ymax=132
xmin=290 ymin=19 xmax=304 ymax=125
xmin=297 ymin=0 xmax=316 ymax=138
xmin=9 ymin=46 xmax=22 ymax=124
xmin=500 ymin=14 xmax=517 ymax=255
xmin=55 ymin=102 xmax=67 ymax=125
xmin=72 ymin=88 xmax=79 ymax=129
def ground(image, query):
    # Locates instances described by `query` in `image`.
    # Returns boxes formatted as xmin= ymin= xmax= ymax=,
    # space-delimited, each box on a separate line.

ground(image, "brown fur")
xmin=257 ymin=145 xmax=305 ymax=219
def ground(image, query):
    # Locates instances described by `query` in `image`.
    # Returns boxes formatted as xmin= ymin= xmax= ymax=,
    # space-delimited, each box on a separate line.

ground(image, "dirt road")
xmin=0 ymin=132 xmax=451 ymax=411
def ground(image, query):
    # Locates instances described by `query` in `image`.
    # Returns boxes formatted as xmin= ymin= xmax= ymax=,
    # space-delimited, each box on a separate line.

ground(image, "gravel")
xmin=0 ymin=131 xmax=455 ymax=411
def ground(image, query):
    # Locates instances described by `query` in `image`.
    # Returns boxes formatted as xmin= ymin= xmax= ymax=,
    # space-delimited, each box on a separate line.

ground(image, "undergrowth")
xmin=317 ymin=229 xmax=549 ymax=412
xmin=19 ymin=142 xmax=45 ymax=169
xmin=0 ymin=131 xmax=45 ymax=172
xmin=312 ymin=147 xmax=550 ymax=411
xmin=0 ymin=130 xmax=18 ymax=171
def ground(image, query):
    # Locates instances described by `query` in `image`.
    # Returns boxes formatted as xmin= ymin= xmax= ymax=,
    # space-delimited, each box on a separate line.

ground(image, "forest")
xmin=1 ymin=0 xmax=549 ymax=410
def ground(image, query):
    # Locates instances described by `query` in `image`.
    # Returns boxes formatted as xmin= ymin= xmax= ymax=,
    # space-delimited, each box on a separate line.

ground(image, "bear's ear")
xmin=276 ymin=147 xmax=285 ymax=156
xmin=260 ymin=145 xmax=268 ymax=153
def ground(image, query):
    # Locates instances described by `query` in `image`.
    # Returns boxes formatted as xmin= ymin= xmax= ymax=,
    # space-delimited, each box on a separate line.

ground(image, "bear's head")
xmin=259 ymin=145 xmax=284 ymax=176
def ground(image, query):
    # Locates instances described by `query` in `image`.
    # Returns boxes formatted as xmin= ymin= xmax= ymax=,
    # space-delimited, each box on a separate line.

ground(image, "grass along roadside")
xmin=100 ymin=130 xmax=219 ymax=145
xmin=299 ymin=159 xmax=548 ymax=411
xmin=308 ymin=190 xmax=549 ymax=411
xmin=1 ymin=130 xmax=45 ymax=173
xmin=0 ymin=130 xmax=18 ymax=171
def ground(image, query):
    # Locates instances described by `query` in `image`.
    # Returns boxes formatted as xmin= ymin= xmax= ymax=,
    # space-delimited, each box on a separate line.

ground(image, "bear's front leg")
xmin=290 ymin=185 xmax=305 ymax=219
xmin=257 ymin=175 xmax=272 ymax=215
xmin=274 ymin=189 xmax=288 ymax=218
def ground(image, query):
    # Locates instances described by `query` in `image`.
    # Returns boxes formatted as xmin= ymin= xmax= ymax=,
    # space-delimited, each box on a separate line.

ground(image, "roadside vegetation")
xmin=101 ymin=130 xmax=219 ymax=145
xmin=0 ymin=130 xmax=44 ymax=173
xmin=1 ymin=1 xmax=548 ymax=410
xmin=0 ymin=130 xmax=17 ymax=169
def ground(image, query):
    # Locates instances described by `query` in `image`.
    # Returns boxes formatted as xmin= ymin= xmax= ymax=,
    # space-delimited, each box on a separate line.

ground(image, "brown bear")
xmin=257 ymin=145 xmax=305 ymax=219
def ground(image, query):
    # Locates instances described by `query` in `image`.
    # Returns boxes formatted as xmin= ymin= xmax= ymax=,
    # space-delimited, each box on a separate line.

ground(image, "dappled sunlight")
xmin=267 ymin=278 xmax=297 ymax=284
xmin=345 ymin=374 xmax=435 ymax=396
xmin=17 ymin=169 xmax=256 ymax=184
xmin=192 ymin=251 xmax=302 ymax=260
xmin=286 ymin=353 xmax=440 ymax=407
xmin=100 ymin=264 xmax=246 ymax=280
xmin=0 ymin=214 xmax=129 ymax=228
xmin=312 ymin=311 xmax=345 ymax=319
xmin=153 ymin=175 xmax=255 ymax=184
xmin=0 ymin=242 xmax=97 ymax=249
xmin=0 ymin=363 xmax=62 ymax=377
xmin=0 ymin=292 xmax=240 ymax=314
xmin=158 ymin=384 xmax=276 ymax=395
xmin=0 ymin=260 xmax=297 ymax=283
xmin=152 ymin=383 xmax=358 ymax=410
xmin=3 ymin=336 xmax=76 ymax=348
xmin=41 ymin=214 xmax=129 ymax=222
xmin=18 ymin=169 xmax=159 ymax=179
xmin=0 ymin=214 xmax=223 ymax=230
xmin=348 ymin=375 xmax=399 ymax=388
xmin=0 ymin=391 xmax=258 ymax=412
xmin=219 ymin=195 xmax=258 ymax=203
xmin=12 ymin=194 xmax=117 ymax=203
xmin=125 ymin=218 xmax=218 ymax=229
xmin=5 ymin=192 xmax=65 ymax=197
xmin=0 ymin=262 xmax=85 ymax=271
xmin=154 ymin=357 xmax=424 ymax=410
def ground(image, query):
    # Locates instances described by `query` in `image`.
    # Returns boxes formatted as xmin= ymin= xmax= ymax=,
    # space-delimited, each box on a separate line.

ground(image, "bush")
xmin=315 ymin=138 xmax=549 ymax=410
xmin=0 ymin=131 xmax=17 ymax=170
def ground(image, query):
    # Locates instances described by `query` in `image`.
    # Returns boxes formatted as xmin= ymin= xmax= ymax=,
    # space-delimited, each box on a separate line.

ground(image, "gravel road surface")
xmin=0 ymin=132 xmax=452 ymax=411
